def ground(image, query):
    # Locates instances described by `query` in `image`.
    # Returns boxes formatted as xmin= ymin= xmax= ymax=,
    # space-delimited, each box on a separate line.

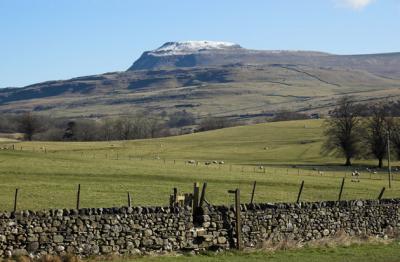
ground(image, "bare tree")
xmin=100 ymin=119 xmax=116 ymax=141
xmin=167 ymin=110 xmax=195 ymax=128
xmin=73 ymin=120 xmax=101 ymax=141
xmin=272 ymin=110 xmax=308 ymax=122
xmin=323 ymin=97 xmax=364 ymax=166
xmin=391 ymin=119 xmax=400 ymax=160
xmin=198 ymin=116 xmax=230 ymax=132
xmin=17 ymin=112 xmax=41 ymax=141
xmin=0 ymin=114 xmax=17 ymax=133
xmin=365 ymin=104 xmax=392 ymax=168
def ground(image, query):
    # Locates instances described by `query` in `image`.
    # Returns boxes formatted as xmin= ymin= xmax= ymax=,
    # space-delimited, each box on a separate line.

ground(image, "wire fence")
xmin=1 ymin=145 xmax=399 ymax=211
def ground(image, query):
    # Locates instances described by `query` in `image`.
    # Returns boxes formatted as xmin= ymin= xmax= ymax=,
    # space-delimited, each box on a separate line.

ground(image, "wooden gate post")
xmin=199 ymin=182 xmax=207 ymax=207
xmin=193 ymin=182 xmax=200 ymax=215
xmin=228 ymin=189 xmax=242 ymax=250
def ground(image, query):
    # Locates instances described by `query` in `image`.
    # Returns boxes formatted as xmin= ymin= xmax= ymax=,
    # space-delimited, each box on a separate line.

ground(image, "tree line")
xmin=3 ymin=97 xmax=400 ymax=169
xmin=323 ymin=97 xmax=400 ymax=167
xmin=0 ymin=110 xmax=232 ymax=141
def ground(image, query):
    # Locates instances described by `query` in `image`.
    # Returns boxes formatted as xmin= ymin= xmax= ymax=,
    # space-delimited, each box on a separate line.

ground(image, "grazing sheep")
xmin=212 ymin=160 xmax=218 ymax=164
xmin=187 ymin=160 xmax=196 ymax=165
xmin=205 ymin=162 xmax=211 ymax=166
xmin=219 ymin=161 xmax=225 ymax=165
xmin=259 ymin=166 xmax=264 ymax=170
xmin=318 ymin=171 xmax=324 ymax=176
xmin=351 ymin=170 xmax=360 ymax=182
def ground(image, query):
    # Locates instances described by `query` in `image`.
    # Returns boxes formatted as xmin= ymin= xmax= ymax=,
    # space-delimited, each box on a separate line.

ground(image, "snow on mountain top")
xmin=148 ymin=41 xmax=242 ymax=56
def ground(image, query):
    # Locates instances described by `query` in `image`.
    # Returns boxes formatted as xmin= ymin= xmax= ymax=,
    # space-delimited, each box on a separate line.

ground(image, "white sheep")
xmin=351 ymin=170 xmax=360 ymax=182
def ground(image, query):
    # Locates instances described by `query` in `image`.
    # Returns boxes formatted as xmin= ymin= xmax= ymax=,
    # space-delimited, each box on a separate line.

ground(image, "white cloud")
xmin=336 ymin=0 xmax=375 ymax=10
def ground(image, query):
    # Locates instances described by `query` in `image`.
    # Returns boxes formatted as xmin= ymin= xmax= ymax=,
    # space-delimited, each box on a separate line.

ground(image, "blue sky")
xmin=1 ymin=0 xmax=399 ymax=87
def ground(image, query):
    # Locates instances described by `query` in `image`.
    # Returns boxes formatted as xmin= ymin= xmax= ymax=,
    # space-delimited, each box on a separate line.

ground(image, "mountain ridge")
xmin=128 ymin=42 xmax=400 ymax=80
xmin=1 ymin=41 xmax=400 ymax=122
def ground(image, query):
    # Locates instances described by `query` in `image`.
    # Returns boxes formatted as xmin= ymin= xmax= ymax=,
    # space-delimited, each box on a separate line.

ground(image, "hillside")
xmin=0 ymin=119 xmax=399 ymax=210
xmin=1 ymin=41 xmax=400 ymax=120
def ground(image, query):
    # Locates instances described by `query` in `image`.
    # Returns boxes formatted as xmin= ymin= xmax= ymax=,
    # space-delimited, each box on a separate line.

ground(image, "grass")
xmin=0 ymin=119 xmax=399 ymax=211
xmin=100 ymin=243 xmax=400 ymax=262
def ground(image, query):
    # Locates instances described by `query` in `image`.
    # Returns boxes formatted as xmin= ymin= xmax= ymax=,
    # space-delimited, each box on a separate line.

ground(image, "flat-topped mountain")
xmin=129 ymin=41 xmax=400 ymax=78
xmin=1 ymin=41 xmax=400 ymax=121
xmin=129 ymin=41 xmax=330 ymax=71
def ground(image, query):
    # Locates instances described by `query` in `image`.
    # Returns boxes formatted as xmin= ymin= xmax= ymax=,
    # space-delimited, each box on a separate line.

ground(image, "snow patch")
xmin=148 ymin=41 xmax=241 ymax=56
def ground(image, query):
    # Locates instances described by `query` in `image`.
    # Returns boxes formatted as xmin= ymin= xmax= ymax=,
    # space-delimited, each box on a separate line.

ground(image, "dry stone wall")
xmin=0 ymin=199 xmax=399 ymax=258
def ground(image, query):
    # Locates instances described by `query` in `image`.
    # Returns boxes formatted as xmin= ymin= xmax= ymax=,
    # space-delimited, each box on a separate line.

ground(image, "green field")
xmin=105 ymin=243 xmax=400 ymax=262
xmin=0 ymin=119 xmax=399 ymax=211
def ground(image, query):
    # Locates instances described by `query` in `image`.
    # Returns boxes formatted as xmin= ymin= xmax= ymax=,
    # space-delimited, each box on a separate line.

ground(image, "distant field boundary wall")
xmin=0 ymin=199 xmax=399 ymax=258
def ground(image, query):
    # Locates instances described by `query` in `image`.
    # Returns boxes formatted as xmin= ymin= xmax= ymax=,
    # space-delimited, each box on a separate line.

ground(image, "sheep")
xmin=219 ymin=161 xmax=225 ymax=165
xmin=205 ymin=162 xmax=211 ymax=166
xmin=212 ymin=160 xmax=218 ymax=164
xmin=187 ymin=160 xmax=196 ymax=165
xmin=351 ymin=170 xmax=360 ymax=182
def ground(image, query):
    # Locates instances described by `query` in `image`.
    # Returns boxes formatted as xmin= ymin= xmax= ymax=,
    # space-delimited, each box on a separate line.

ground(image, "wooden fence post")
xmin=378 ymin=187 xmax=386 ymax=200
xmin=76 ymin=184 xmax=81 ymax=210
xmin=296 ymin=181 xmax=304 ymax=203
xmin=250 ymin=181 xmax=257 ymax=204
xmin=235 ymin=189 xmax=242 ymax=250
xmin=173 ymin=188 xmax=178 ymax=204
xmin=13 ymin=188 xmax=19 ymax=213
xmin=338 ymin=178 xmax=345 ymax=201
xmin=128 ymin=192 xmax=132 ymax=207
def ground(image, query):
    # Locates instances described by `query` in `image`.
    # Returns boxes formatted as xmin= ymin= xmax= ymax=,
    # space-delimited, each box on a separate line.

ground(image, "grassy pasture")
xmin=105 ymin=243 xmax=400 ymax=262
xmin=0 ymin=119 xmax=399 ymax=211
